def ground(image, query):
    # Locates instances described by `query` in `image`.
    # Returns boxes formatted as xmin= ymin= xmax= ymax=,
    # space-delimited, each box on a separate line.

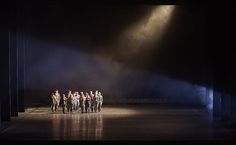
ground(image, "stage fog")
xmin=24 ymin=5 xmax=210 ymax=108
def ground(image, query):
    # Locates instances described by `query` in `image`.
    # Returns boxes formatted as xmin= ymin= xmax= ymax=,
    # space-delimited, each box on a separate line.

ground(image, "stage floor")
xmin=0 ymin=104 xmax=235 ymax=140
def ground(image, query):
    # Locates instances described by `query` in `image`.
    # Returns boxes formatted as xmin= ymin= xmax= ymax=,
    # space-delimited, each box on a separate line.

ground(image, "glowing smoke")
xmin=26 ymin=39 xmax=210 ymax=107
xmin=117 ymin=5 xmax=175 ymax=54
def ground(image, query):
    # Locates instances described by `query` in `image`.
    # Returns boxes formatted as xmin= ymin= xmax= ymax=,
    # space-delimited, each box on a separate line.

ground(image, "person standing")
xmin=98 ymin=92 xmax=103 ymax=112
xmin=85 ymin=92 xmax=91 ymax=113
xmin=51 ymin=92 xmax=57 ymax=112
xmin=55 ymin=90 xmax=61 ymax=111
xmin=80 ymin=92 xmax=86 ymax=113
xmin=95 ymin=90 xmax=99 ymax=112
xmin=90 ymin=91 xmax=95 ymax=112
xmin=62 ymin=94 xmax=67 ymax=114
xmin=75 ymin=92 xmax=80 ymax=111
xmin=67 ymin=90 xmax=73 ymax=112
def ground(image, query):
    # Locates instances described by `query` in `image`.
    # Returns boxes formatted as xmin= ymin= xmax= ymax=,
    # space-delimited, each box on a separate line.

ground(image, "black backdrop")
xmin=2 ymin=0 xmax=235 ymax=108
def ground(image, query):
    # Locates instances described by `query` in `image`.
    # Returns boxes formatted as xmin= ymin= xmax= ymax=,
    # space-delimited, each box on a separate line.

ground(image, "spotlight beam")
xmin=118 ymin=5 xmax=175 ymax=54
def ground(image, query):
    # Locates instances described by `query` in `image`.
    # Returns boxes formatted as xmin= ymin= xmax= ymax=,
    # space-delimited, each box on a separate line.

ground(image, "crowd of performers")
xmin=51 ymin=90 xmax=103 ymax=113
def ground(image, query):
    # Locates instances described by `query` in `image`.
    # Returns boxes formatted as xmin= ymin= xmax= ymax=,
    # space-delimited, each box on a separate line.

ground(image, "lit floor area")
xmin=0 ymin=104 xmax=235 ymax=140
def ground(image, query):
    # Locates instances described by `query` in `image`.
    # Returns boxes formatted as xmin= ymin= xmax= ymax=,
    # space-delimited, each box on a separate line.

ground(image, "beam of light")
xmin=26 ymin=40 xmax=210 ymax=107
xmin=197 ymin=85 xmax=213 ymax=110
xmin=118 ymin=5 xmax=175 ymax=54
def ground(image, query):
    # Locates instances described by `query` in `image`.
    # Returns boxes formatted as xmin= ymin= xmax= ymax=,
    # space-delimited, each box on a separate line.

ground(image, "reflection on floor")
xmin=0 ymin=104 xmax=235 ymax=140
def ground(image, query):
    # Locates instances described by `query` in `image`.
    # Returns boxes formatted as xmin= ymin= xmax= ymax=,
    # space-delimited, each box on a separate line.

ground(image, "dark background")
xmin=25 ymin=4 xmax=205 ymax=106
xmin=2 ymin=0 xmax=235 ymax=108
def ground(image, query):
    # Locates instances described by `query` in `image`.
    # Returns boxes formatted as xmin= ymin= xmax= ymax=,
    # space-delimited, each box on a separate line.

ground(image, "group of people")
xmin=50 ymin=90 xmax=103 ymax=114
